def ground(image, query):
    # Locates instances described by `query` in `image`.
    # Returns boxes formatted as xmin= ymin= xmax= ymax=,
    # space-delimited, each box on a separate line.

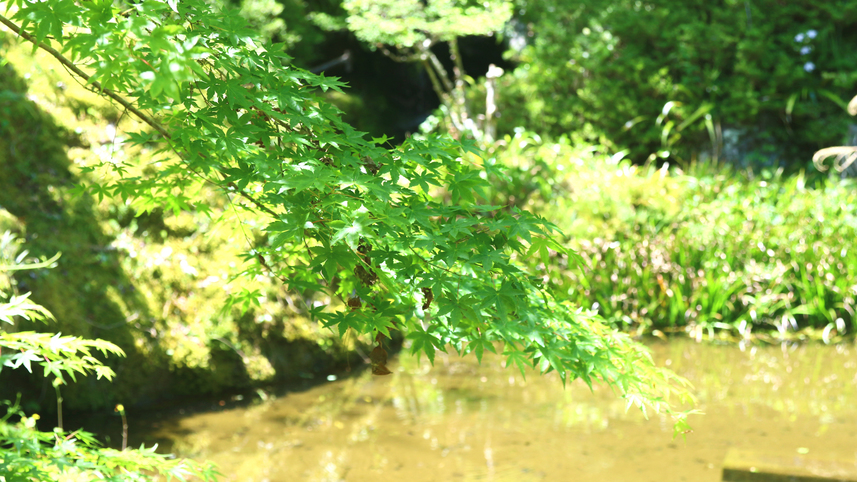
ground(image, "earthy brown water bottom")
xmin=132 ymin=339 xmax=857 ymax=482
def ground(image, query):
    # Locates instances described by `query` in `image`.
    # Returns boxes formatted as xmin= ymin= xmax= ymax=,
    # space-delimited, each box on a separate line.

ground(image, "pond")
xmin=120 ymin=339 xmax=857 ymax=482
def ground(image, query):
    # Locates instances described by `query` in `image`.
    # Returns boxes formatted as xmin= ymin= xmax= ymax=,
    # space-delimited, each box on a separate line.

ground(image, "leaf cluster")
xmin=337 ymin=0 xmax=512 ymax=48
xmin=0 ymin=402 xmax=219 ymax=482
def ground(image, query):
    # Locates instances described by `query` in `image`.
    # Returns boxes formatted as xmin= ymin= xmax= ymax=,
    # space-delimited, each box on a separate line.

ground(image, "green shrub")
xmin=501 ymin=0 xmax=857 ymax=165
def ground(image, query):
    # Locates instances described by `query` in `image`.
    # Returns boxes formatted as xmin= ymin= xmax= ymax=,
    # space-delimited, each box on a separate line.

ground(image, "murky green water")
xmin=129 ymin=339 xmax=857 ymax=482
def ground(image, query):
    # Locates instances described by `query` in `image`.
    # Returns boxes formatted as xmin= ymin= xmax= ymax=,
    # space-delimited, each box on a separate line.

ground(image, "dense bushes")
xmin=501 ymin=0 xmax=857 ymax=165
xmin=492 ymin=133 xmax=857 ymax=340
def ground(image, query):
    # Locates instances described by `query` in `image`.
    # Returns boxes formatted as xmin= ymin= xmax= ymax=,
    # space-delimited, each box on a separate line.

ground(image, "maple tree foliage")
xmin=0 ymin=0 xmax=694 ymax=439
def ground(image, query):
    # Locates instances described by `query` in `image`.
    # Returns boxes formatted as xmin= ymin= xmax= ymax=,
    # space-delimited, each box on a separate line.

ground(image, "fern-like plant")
xmin=0 ymin=232 xmax=219 ymax=481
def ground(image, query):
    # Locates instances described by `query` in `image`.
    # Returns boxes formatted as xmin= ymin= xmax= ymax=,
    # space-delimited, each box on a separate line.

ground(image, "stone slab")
xmin=723 ymin=448 xmax=857 ymax=482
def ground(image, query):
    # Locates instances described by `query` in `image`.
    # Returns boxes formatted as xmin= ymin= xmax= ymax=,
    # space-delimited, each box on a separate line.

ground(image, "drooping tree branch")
xmin=0 ymin=1 xmax=696 ymax=428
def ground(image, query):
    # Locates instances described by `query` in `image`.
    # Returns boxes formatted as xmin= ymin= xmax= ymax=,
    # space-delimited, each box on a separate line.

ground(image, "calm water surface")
xmin=132 ymin=339 xmax=857 ymax=482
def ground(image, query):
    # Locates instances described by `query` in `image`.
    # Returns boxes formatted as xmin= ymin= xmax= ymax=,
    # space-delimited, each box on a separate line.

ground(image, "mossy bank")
xmin=0 ymin=34 xmax=358 ymax=413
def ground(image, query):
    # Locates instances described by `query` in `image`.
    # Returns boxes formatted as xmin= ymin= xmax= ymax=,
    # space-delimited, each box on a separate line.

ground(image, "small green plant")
xmin=0 ymin=232 xmax=219 ymax=480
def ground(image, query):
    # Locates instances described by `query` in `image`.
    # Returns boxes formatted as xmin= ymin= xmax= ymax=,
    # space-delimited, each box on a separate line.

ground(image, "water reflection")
xmin=137 ymin=339 xmax=857 ymax=482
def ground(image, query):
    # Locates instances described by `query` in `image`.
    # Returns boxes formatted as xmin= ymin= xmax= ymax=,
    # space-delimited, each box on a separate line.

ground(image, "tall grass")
xmin=491 ymin=132 xmax=857 ymax=340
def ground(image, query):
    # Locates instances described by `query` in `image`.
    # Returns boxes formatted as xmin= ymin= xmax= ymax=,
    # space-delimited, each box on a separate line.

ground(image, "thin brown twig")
xmin=0 ymin=14 xmax=169 ymax=139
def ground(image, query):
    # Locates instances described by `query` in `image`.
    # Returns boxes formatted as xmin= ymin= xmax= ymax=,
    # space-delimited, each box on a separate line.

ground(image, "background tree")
xmin=500 ymin=0 xmax=857 ymax=165
xmin=314 ymin=0 xmax=513 ymax=141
